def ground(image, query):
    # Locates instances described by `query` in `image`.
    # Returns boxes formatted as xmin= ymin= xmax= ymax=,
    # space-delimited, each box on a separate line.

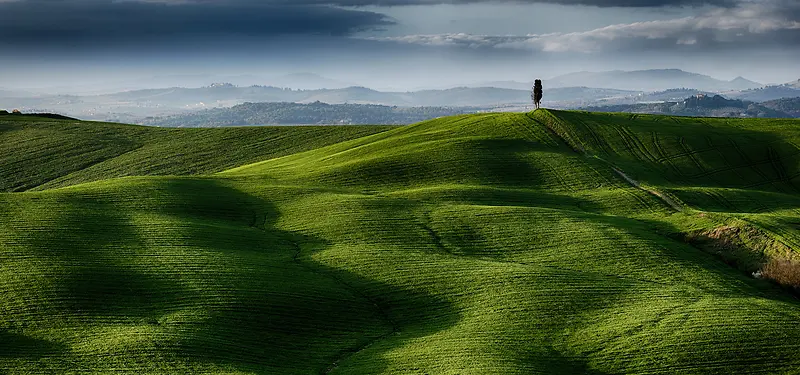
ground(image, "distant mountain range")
xmin=98 ymin=85 xmax=536 ymax=107
xmin=584 ymin=94 xmax=799 ymax=119
xmin=728 ymin=85 xmax=800 ymax=102
xmin=635 ymin=88 xmax=719 ymax=102
xmin=3 ymin=73 xmax=360 ymax=96
xmin=3 ymin=69 xmax=799 ymax=124
xmin=0 ymin=88 xmax=34 ymax=98
xmin=465 ymin=81 xmax=534 ymax=90
xmin=133 ymin=94 xmax=800 ymax=128
xmin=265 ymin=73 xmax=354 ymax=90
xmin=760 ymin=97 xmax=800 ymax=117
xmin=1 ymin=85 xmax=641 ymax=121
xmin=139 ymin=102 xmax=479 ymax=127
xmin=547 ymin=69 xmax=763 ymax=92
xmin=3 ymin=68 xmax=771 ymax=96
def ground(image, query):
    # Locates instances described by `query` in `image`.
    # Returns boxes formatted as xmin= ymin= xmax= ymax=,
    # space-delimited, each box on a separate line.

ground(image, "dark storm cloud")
xmin=0 ymin=0 xmax=765 ymax=49
xmin=250 ymin=0 xmax=738 ymax=7
xmin=0 ymin=0 xmax=393 ymax=46
xmin=0 ymin=0 xmax=748 ymax=47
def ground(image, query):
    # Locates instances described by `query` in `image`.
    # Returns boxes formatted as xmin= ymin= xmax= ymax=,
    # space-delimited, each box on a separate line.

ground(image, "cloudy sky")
xmin=0 ymin=0 xmax=798 ymax=91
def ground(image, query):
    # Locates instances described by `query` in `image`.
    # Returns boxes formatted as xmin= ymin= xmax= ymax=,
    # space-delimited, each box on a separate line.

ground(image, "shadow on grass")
xmin=14 ymin=174 xmax=800 ymax=373
xmin=528 ymin=347 xmax=612 ymax=375
xmin=151 ymin=178 xmax=461 ymax=374
xmin=8 ymin=178 xmax=460 ymax=373
xmin=0 ymin=331 xmax=66 ymax=359
xmin=310 ymin=138 xmax=559 ymax=190
xmin=19 ymin=191 xmax=192 ymax=318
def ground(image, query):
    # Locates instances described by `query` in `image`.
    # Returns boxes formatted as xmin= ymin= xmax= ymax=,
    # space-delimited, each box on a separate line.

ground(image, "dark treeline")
xmin=0 ymin=110 xmax=76 ymax=120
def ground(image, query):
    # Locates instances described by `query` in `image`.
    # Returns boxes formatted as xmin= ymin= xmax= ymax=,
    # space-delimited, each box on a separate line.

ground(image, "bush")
xmin=761 ymin=259 xmax=800 ymax=290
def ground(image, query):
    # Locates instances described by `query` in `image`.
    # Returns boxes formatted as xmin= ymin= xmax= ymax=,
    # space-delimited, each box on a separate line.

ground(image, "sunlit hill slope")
xmin=1 ymin=110 xmax=800 ymax=374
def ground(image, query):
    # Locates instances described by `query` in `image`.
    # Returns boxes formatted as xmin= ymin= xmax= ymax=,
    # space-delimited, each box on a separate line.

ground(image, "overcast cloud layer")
xmin=367 ymin=0 xmax=800 ymax=53
xmin=0 ymin=0 xmax=751 ymax=47
xmin=0 ymin=0 xmax=798 ymax=90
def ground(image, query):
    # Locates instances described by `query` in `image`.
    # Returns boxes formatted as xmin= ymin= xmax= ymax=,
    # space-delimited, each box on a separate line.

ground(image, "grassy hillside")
xmin=536 ymin=111 xmax=800 ymax=249
xmin=2 ymin=111 xmax=800 ymax=374
xmin=0 ymin=115 xmax=395 ymax=192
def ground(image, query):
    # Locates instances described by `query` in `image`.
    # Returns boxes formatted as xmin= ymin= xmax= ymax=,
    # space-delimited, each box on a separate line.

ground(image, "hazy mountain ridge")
xmin=144 ymin=89 xmax=800 ymax=128
xmin=761 ymin=97 xmax=800 ymax=117
xmin=584 ymin=94 xmax=796 ymax=118
xmin=636 ymin=88 xmax=719 ymax=102
xmin=138 ymin=101 xmax=478 ymax=127
xmin=3 ymin=69 xmax=798 ymax=124
xmin=267 ymin=73 xmax=354 ymax=90
xmin=1 ymin=84 xmax=639 ymax=121
xmin=549 ymin=69 xmax=762 ymax=91
xmin=729 ymin=85 xmax=800 ymax=102
xmin=9 ymin=73 xmax=359 ymax=95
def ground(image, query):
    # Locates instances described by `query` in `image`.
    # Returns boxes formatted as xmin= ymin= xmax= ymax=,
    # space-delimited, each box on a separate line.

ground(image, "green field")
xmin=0 ymin=116 xmax=396 ymax=192
xmin=1 ymin=110 xmax=800 ymax=374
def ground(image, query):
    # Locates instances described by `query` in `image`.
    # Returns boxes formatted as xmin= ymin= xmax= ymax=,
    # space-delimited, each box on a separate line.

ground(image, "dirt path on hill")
xmin=611 ymin=167 xmax=683 ymax=212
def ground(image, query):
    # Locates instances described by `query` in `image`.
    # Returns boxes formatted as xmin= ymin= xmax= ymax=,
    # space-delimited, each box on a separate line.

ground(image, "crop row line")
xmin=533 ymin=112 xmax=679 ymax=212
xmin=678 ymin=136 xmax=708 ymax=173
xmin=729 ymin=139 xmax=774 ymax=184
xmin=579 ymin=118 xmax=614 ymax=155
xmin=618 ymin=126 xmax=660 ymax=164
xmin=651 ymin=133 xmax=683 ymax=175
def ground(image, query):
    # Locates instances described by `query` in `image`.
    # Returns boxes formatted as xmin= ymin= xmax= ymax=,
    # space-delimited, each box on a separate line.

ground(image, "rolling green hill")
xmin=0 ymin=115 xmax=396 ymax=192
xmin=2 ymin=111 xmax=800 ymax=374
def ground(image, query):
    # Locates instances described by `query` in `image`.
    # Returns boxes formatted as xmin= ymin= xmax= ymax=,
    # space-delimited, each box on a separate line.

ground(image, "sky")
xmin=0 ymin=0 xmax=798 ymax=92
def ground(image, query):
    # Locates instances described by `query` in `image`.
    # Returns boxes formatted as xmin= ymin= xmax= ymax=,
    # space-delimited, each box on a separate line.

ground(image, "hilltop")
xmin=0 ymin=110 xmax=76 ymax=120
xmin=1 ymin=111 xmax=800 ymax=373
